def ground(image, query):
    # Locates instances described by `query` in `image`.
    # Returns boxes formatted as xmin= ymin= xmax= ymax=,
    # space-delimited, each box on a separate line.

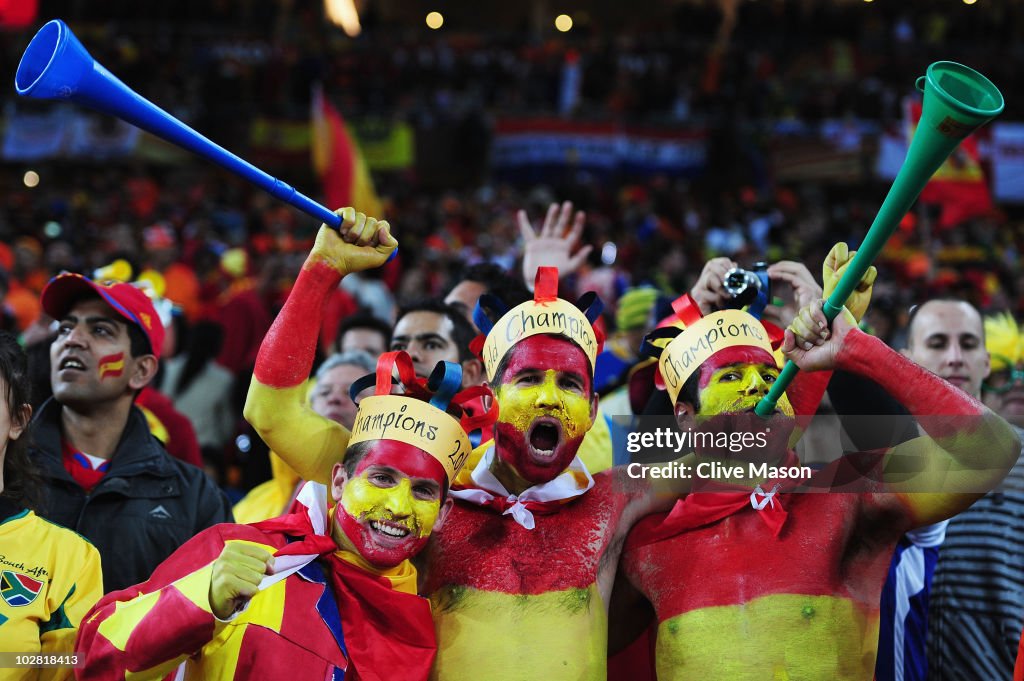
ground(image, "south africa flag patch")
xmin=1 ymin=570 xmax=43 ymax=607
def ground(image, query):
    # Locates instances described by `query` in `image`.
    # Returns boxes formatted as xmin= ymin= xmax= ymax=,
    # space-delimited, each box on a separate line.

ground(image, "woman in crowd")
xmin=0 ymin=331 xmax=102 ymax=680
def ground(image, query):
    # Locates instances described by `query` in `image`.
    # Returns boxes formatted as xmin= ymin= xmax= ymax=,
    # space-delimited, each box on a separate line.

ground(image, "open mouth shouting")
xmin=526 ymin=417 xmax=565 ymax=464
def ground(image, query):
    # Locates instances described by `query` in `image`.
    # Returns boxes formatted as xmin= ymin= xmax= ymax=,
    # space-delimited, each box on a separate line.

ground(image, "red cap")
xmin=41 ymin=273 xmax=166 ymax=359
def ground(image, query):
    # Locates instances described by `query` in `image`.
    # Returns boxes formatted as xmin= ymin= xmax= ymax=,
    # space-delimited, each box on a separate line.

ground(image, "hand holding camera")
xmin=690 ymin=257 xmax=824 ymax=321
xmin=688 ymin=257 xmax=738 ymax=315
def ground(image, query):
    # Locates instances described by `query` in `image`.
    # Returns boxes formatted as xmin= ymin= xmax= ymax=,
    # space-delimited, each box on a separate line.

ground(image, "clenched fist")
xmin=307 ymin=207 xmax=398 ymax=275
xmin=209 ymin=542 xmax=275 ymax=620
xmin=782 ymin=299 xmax=860 ymax=373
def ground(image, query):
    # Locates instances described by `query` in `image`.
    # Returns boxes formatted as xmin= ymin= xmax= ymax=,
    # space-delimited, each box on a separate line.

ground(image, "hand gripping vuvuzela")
xmin=755 ymin=62 xmax=1004 ymax=417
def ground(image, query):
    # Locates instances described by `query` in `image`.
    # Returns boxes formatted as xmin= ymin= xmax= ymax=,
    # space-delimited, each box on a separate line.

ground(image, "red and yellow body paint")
xmin=421 ymin=273 xmax=618 ymax=680
xmin=494 ymin=369 xmax=592 ymax=438
xmin=654 ymin=595 xmax=878 ymax=681
xmin=622 ymin=479 xmax=899 ymax=681
xmin=429 ymin=584 xmax=608 ymax=681
xmin=620 ymin=324 xmax=1011 ymax=680
xmin=339 ymin=474 xmax=439 ymax=540
xmin=254 ymin=261 xmax=340 ymax=390
xmin=424 ymin=471 xmax=637 ymax=681
xmin=696 ymin=346 xmax=794 ymax=417
xmin=245 ymin=260 xmax=351 ymax=486
xmin=479 ymin=284 xmax=599 ymax=383
xmin=98 ymin=352 xmax=125 ymax=379
xmin=659 ymin=309 xmax=777 ymax=405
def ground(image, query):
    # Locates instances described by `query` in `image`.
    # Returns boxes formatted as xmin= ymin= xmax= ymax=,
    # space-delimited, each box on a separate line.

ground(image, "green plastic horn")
xmin=755 ymin=61 xmax=1004 ymax=417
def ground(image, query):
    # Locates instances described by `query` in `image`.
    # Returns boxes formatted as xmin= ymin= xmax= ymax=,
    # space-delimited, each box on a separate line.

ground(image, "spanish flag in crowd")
xmin=312 ymin=84 xmax=383 ymax=218
xmin=906 ymin=99 xmax=994 ymax=230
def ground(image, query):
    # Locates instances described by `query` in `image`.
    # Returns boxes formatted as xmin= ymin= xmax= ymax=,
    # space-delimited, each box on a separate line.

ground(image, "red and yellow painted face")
xmin=334 ymin=440 xmax=448 ymax=568
xmin=493 ymin=336 xmax=595 ymax=485
xmin=682 ymin=347 xmax=795 ymax=462
xmin=695 ymin=347 xmax=793 ymax=417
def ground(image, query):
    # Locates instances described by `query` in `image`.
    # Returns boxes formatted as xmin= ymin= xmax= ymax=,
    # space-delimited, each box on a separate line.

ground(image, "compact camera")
xmin=722 ymin=262 xmax=770 ymax=310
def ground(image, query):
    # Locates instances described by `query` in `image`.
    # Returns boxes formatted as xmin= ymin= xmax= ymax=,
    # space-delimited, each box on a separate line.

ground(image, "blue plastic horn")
xmin=15 ymin=19 xmax=344 ymax=229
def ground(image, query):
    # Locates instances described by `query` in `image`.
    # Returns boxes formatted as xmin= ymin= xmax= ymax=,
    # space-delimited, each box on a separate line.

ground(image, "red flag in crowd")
xmin=311 ymin=84 xmax=383 ymax=218
xmin=906 ymin=99 xmax=994 ymax=230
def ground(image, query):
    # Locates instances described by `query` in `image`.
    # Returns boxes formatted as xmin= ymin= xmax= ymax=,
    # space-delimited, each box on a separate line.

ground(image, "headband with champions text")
xmin=347 ymin=352 xmax=497 ymax=483
xmin=471 ymin=267 xmax=605 ymax=382
xmin=641 ymin=296 xmax=778 ymax=405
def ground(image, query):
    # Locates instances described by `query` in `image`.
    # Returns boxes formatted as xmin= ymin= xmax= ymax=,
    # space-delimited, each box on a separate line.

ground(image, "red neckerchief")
xmin=252 ymin=511 xmax=436 ymax=681
xmin=256 ymin=511 xmax=338 ymax=557
xmin=635 ymin=450 xmax=803 ymax=547
xmin=323 ymin=554 xmax=436 ymax=681
xmin=61 ymin=439 xmax=110 ymax=492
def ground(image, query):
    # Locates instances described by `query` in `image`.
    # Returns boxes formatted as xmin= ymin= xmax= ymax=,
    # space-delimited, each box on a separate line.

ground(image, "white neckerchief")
xmin=449 ymin=446 xmax=594 ymax=530
xmin=750 ymin=483 xmax=781 ymax=511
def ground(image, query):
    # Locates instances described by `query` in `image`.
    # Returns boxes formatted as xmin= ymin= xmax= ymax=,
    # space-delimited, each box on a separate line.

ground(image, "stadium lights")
xmin=426 ymin=11 xmax=444 ymax=29
xmin=324 ymin=0 xmax=361 ymax=37
xmin=555 ymin=14 xmax=573 ymax=32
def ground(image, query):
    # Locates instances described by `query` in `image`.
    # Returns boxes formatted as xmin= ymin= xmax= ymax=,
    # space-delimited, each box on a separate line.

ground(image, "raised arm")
xmin=243 ymin=208 xmax=396 ymax=485
xmin=787 ymin=302 xmax=1021 ymax=527
xmin=781 ymin=242 xmax=877 ymax=441
xmin=519 ymin=200 xmax=592 ymax=291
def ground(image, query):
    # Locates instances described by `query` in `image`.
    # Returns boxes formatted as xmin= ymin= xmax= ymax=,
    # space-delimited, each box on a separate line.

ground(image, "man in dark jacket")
xmin=31 ymin=272 xmax=231 ymax=592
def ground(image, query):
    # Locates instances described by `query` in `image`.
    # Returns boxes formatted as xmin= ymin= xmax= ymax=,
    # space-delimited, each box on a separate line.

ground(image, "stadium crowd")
xmin=2 ymin=1 xmax=1024 ymax=680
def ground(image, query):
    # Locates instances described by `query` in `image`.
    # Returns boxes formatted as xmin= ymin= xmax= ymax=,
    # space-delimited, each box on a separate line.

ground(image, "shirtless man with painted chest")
xmin=420 ymin=266 xmax=658 ymax=679
xmin=618 ymin=298 xmax=1020 ymax=681
xmin=246 ymin=212 xmax=867 ymax=680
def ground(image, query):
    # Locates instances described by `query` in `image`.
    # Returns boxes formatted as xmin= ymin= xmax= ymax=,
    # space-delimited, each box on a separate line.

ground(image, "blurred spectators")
xmin=3 ymin=0 xmax=1024 ymax=499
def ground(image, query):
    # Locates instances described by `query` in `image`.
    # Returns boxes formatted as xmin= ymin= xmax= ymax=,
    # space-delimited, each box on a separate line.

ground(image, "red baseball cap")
xmin=41 ymin=273 xmax=166 ymax=359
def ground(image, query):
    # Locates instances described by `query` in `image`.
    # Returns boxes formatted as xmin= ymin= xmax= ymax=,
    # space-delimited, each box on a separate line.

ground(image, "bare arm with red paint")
xmin=243 ymin=208 xmax=397 ymax=485
xmin=779 ymin=243 xmax=876 ymax=441
xmin=786 ymin=301 xmax=1021 ymax=527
